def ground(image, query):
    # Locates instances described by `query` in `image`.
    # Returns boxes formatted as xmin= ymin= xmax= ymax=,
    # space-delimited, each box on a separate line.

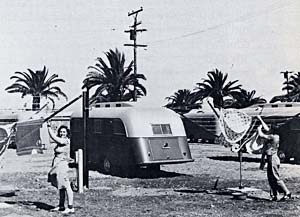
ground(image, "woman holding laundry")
xmin=47 ymin=123 xmax=75 ymax=214
xmin=257 ymin=116 xmax=291 ymax=201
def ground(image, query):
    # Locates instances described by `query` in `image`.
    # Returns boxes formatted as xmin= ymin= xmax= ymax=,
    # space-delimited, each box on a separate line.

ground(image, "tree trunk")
xmin=32 ymin=95 xmax=40 ymax=111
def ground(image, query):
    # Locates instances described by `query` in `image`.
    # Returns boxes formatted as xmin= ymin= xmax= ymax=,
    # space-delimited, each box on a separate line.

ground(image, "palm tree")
xmin=281 ymin=71 xmax=293 ymax=96
xmin=5 ymin=66 xmax=67 ymax=110
xmin=83 ymin=48 xmax=147 ymax=103
xmin=195 ymin=69 xmax=242 ymax=108
xmin=165 ymin=89 xmax=201 ymax=114
xmin=288 ymin=72 xmax=300 ymax=101
xmin=224 ymin=89 xmax=267 ymax=109
xmin=270 ymin=71 xmax=300 ymax=103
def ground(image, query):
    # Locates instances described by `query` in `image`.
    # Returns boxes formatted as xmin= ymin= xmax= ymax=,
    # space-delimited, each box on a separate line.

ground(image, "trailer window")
xmin=113 ymin=119 xmax=126 ymax=135
xmin=152 ymin=124 xmax=161 ymax=134
xmin=94 ymin=119 xmax=103 ymax=134
xmin=152 ymin=124 xmax=172 ymax=135
xmin=161 ymin=124 xmax=172 ymax=134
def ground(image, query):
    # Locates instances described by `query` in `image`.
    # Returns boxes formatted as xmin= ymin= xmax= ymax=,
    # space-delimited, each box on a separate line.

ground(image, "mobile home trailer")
xmin=70 ymin=102 xmax=193 ymax=175
xmin=183 ymin=102 xmax=300 ymax=143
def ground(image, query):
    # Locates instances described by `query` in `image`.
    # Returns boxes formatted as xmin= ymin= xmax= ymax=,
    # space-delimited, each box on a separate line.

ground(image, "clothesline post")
xmin=82 ymin=90 xmax=89 ymax=188
xmin=238 ymin=141 xmax=243 ymax=189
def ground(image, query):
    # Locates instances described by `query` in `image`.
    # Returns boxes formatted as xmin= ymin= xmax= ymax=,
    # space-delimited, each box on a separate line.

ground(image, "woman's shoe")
xmin=271 ymin=196 xmax=278 ymax=201
xmin=279 ymin=193 xmax=292 ymax=201
xmin=62 ymin=208 xmax=75 ymax=214
xmin=51 ymin=206 xmax=65 ymax=212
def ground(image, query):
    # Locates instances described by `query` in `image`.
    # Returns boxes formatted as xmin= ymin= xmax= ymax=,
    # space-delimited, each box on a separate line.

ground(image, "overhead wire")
xmin=147 ymin=0 xmax=295 ymax=45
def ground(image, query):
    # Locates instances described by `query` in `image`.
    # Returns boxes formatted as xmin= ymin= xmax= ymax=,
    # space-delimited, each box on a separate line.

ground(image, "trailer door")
xmin=148 ymin=137 xmax=183 ymax=161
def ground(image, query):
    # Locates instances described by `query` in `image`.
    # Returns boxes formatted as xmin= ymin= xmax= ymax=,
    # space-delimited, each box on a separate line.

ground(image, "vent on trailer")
xmin=93 ymin=102 xmax=135 ymax=108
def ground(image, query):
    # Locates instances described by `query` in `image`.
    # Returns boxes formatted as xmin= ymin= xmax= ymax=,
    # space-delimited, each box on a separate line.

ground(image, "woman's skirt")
xmin=48 ymin=157 xmax=70 ymax=189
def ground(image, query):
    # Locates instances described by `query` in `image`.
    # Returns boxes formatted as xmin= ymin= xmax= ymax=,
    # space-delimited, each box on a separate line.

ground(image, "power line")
xmin=147 ymin=0 xmax=295 ymax=44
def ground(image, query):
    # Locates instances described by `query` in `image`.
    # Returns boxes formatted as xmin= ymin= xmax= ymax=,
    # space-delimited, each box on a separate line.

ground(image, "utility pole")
xmin=124 ymin=7 xmax=147 ymax=101
xmin=281 ymin=71 xmax=293 ymax=99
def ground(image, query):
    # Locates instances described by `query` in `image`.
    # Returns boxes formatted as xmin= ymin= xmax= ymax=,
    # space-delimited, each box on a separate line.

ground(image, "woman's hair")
xmin=57 ymin=125 xmax=70 ymax=138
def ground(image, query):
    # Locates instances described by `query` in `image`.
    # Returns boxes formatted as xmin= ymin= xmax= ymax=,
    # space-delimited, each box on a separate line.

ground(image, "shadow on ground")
xmin=92 ymin=167 xmax=190 ymax=179
xmin=208 ymin=156 xmax=261 ymax=163
xmin=0 ymin=192 xmax=17 ymax=197
xmin=133 ymin=168 xmax=189 ymax=179
xmin=5 ymin=200 xmax=54 ymax=211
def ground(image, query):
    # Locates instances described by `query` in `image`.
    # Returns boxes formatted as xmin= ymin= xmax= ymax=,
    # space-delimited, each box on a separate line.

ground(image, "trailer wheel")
xmin=278 ymin=151 xmax=290 ymax=163
xmin=103 ymin=157 xmax=112 ymax=174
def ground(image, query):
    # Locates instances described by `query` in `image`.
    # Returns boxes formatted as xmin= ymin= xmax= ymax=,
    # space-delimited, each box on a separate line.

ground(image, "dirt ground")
xmin=1 ymin=143 xmax=300 ymax=217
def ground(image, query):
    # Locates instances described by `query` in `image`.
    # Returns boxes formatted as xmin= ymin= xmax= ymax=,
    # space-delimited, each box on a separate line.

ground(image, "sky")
xmin=0 ymin=0 xmax=300 ymax=110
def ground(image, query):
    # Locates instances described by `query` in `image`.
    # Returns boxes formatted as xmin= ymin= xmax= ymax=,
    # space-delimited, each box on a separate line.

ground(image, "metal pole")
xmin=76 ymin=149 xmax=84 ymax=193
xmin=238 ymin=149 xmax=243 ymax=189
xmin=133 ymin=14 xmax=137 ymax=102
xmin=82 ymin=90 xmax=89 ymax=188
